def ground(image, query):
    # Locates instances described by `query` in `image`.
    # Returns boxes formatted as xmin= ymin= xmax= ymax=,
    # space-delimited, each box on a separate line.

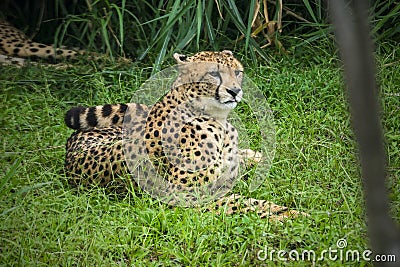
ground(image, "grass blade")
xmin=302 ymin=0 xmax=318 ymax=23
xmin=196 ymin=0 xmax=203 ymax=49
xmin=0 ymin=158 xmax=21 ymax=193
xmin=245 ymin=0 xmax=256 ymax=51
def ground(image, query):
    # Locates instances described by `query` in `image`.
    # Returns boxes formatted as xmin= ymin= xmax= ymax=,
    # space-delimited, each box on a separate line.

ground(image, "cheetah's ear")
xmin=173 ymin=53 xmax=188 ymax=63
xmin=222 ymin=50 xmax=233 ymax=56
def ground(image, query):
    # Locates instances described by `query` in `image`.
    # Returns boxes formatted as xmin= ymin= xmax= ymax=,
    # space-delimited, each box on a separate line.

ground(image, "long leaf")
xmin=245 ymin=0 xmax=256 ymax=51
xmin=302 ymin=0 xmax=318 ymax=23
xmin=196 ymin=0 xmax=203 ymax=49
xmin=111 ymin=1 xmax=125 ymax=54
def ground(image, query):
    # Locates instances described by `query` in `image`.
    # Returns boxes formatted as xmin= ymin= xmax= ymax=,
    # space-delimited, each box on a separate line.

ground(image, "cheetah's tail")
xmin=65 ymin=103 xmax=143 ymax=131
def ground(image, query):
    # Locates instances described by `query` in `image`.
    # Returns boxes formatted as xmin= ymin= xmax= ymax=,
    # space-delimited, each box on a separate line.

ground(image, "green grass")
xmin=1 ymin=44 xmax=399 ymax=266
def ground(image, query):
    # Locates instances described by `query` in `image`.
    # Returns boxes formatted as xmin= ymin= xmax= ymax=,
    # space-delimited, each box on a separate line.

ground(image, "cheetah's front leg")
xmin=238 ymin=148 xmax=263 ymax=167
xmin=232 ymin=149 xmax=308 ymax=221
xmin=211 ymin=194 xmax=308 ymax=222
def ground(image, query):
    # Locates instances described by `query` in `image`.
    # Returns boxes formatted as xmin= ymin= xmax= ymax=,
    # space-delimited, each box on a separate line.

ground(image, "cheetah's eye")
xmin=208 ymin=71 xmax=220 ymax=78
xmin=235 ymin=70 xmax=242 ymax=77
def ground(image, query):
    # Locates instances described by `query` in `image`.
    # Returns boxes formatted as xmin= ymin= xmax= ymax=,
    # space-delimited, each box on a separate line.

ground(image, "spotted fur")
xmin=0 ymin=20 xmax=83 ymax=66
xmin=65 ymin=51 xmax=306 ymax=221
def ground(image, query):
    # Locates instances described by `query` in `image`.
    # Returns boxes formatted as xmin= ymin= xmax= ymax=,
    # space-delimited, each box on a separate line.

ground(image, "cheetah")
xmin=64 ymin=50 xmax=305 ymax=221
xmin=0 ymin=19 xmax=85 ymax=66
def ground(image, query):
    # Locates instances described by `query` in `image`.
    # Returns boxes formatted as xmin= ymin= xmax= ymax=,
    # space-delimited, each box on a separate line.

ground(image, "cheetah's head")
xmin=173 ymin=50 xmax=244 ymax=111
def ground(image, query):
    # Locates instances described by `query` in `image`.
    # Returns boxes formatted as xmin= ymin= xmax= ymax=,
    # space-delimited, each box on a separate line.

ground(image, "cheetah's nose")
xmin=226 ymin=87 xmax=241 ymax=97
xmin=226 ymin=87 xmax=242 ymax=102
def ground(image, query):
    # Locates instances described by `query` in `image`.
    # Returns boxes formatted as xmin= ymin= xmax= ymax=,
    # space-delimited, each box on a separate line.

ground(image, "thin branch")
xmin=267 ymin=0 xmax=311 ymax=23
